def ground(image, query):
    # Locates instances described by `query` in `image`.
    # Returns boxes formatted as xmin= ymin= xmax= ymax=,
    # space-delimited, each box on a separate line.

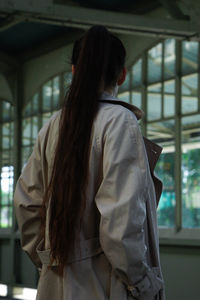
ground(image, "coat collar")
xmin=100 ymin=91 xmax=144 ymax=120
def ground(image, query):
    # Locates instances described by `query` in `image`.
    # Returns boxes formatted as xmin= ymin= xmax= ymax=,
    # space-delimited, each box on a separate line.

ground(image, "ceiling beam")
xmin=0 ymin=0 xmax=200 ymax=40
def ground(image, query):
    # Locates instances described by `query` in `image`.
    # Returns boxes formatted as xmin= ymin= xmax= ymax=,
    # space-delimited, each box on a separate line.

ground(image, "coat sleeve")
xmin=14 ymin=127 xmax=47 ymax=269
xmin=95 ymin=109 xmax=163 ymax=299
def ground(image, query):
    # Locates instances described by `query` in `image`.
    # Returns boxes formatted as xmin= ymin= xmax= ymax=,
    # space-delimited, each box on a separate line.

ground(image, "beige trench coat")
xmin=14 ymin=92 xmax=165 ymax=300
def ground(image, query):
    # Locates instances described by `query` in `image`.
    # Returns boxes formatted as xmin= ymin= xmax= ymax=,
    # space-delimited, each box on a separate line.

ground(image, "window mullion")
xmin=175 ymin=40 xmax=182 ymax=232
xmin=38 ymin=88 xmax=42 ymax=130
xmin=198 ymin=42 xmax=200 ymax=112
xmin=60 ymin=73 xmax=64 ymax=108
xmin=129 ymin=67 xmax=133 ymax=104
xmin=0 ymin=102 xmax=2 ymax=228
xmin=141 ymin=52 xmax=147 ymax=136
xmin=161 ymin=41 xmax=164 ymax=119
xmin=51 ymin=79 xmax=53 ymax=114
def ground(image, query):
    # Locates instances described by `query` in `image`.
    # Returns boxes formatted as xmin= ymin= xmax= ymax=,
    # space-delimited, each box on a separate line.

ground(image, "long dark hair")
xmin=41 ymin=25 xmax=126 ymax=275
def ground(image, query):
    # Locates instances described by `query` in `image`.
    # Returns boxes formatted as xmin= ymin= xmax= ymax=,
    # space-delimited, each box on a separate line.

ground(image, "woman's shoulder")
xmin=98 ymin=101 xmax=138 ymax=128
xmin=94 ymin=102 xmax=140 ymax=145
xmin=38 ymin=110 xmax=61 ymax=140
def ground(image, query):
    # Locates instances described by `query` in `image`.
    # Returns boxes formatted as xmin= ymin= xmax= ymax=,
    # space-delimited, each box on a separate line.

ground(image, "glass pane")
xmin=24 ymin=102 xmax=32 ymax=117
xmin=0 ymin=206 xmax=12 ymax=228
xmin=42 ymin=80 xmax=52 ymax=111
xmin=1 ymin=166 xmax=13 ymax=198
xmin=2 ymin=137 xmax=9 ymax=150
xmin=182 ymin=74 xmax=198 ymax=114
xmin=64 ymin=72 xmax=72 ymax=94
xmin=21 ymin=146 xmax=33 ymax=168
xmin=8 ymin=206 xmax=12 ymax=226
xmin=33 ymin=93 xmax=39 ymax=114
xmin=2 ymin=123 xmax=11 ymax=150
xmin=118 ymin=91 xmax=130 ymax=103
xmin=24 ymin=94 xmax=39 ymax=117
xmin=42 ymin=112 xmax=51 ymax=127
xmin=2 ymin=101 xmax=12 ymax=122
xmin=164 ymin=39 xmax=175 ymax=80
xmin=148 ymin=43 xmax=162 ymax=84
xmin=119 ymin=72 xmax=130 ymax=93
xmin=132 ymin=59 xmax=142 ymax=88
xmin=182 ymin=41 xmax=198 ymax=75
xmin=147 ymin=83 xmax=162 ymax=120
xmin=0 ymin=207 xmax=9 ymax=228
xmin=182 ymin=115 xmax=200 ymax=228
xmin=32 ymin=117 xmax=38 ymax=142
xmin=0 ymin=166 xmax=14 ymax=228
xmin=147 ymin=120 xmax=176 ymax=227
xmin=10 ymin=122 xmax=14 ymax=148
xmin=2 ymin=123 xmax=9 ymax=136
xmin=1 ymin=188 xmax=9 ymax=205
xmin=132 ymin=91 xmax=142 ymax=109
xmin=10 ymin=105 xmax=14 ymax=120
xmin=2 ymin=151 xmax=10 ymax=166
xmin=164 ymin=80 xmax=175 ymax=117
xmin=22 ymin=118 xmax=32 ymax=146
xmin=53 ymin=76 xmax=60 ymax=109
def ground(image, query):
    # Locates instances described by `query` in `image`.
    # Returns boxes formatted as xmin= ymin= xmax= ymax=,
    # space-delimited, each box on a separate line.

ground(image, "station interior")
xmin=0 ymin=0 xmax=200 ymax=299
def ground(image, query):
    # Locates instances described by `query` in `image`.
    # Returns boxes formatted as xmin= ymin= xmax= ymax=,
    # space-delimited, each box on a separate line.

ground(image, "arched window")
xmin=122 ymin=39 xmax=200 ymax=235
xmin=21 ymin=73 xmax=71 ymax=167
xmin=0 ymin=100 xmax=14 ymax=228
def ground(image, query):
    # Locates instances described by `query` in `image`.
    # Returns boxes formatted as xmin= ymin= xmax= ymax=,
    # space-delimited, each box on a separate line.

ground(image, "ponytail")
xmin=41 ymin=26 xmax=126 ymax=275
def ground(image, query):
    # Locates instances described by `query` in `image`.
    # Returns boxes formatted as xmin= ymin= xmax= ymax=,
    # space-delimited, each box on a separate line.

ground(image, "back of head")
xmin=41 ymin=25 xmax=126 ymax=275
xmin=71 ymin=25 xmax=126 ymax=91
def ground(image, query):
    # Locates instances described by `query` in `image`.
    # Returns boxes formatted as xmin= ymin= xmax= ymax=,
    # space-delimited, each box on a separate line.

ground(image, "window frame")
xmin=0 ymin=99 xmax=14 ymax=230
xmin=126 ymin=40 xmax=200 ymax=245
xmin=21 ymin=73 xmax=64 ymax=169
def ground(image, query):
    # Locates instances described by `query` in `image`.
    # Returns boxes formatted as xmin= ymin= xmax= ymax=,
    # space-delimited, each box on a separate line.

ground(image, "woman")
xmin=14 ymin=25 xmax=165 ymax=300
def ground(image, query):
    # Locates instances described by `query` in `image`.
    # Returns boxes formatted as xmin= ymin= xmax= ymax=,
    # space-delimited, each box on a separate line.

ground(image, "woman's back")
xmin=14 ymin=25 xmax=165 ymax=300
